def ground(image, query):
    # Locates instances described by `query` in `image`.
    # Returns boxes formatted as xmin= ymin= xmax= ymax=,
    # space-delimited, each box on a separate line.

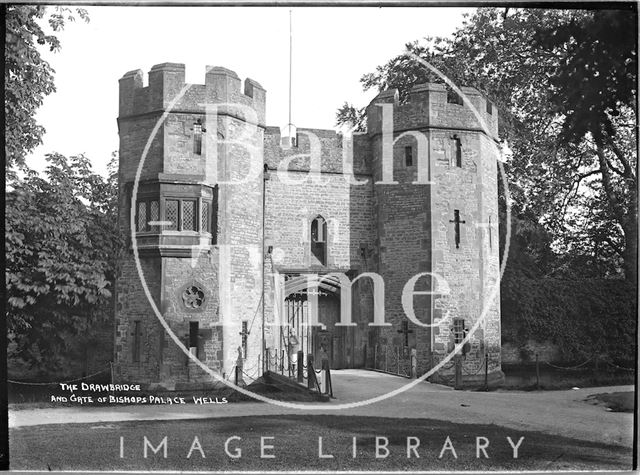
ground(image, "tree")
xmin=5 ymin=5 xmax=89 ymax=175
xmin=535 ymin=8 xmax=638 ymax=282
xmin=337 ymin=7 xmax=637 ymax=281
xmin=6 ymin=153 xmax=121 ymax=371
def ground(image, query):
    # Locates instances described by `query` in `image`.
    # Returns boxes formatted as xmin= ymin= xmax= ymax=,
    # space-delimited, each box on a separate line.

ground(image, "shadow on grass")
xmin=584 ymin=392 xmax=635 ymax=413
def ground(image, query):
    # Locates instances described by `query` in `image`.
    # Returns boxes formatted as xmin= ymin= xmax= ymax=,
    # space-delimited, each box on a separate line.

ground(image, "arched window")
xmin=311 ymin=215 xmax=327 ymax=265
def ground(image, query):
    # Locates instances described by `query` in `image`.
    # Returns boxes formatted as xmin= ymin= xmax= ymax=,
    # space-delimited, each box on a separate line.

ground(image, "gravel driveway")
xmin=9 ymin=369 xmax=634 ymax=447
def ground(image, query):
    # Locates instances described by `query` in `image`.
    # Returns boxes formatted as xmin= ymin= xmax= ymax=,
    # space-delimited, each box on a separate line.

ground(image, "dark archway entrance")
xmin=281 ymin=273 xmax=357 ymax=370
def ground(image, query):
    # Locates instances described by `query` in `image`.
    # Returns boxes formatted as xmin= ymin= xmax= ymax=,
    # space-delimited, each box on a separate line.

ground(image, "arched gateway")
xmin=278 ymin=273 xmax=358 ymax=370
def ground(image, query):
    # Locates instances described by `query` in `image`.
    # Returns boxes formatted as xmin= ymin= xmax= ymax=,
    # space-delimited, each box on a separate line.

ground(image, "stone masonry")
xmin=113 ymin=63 xmax=504 ymax=389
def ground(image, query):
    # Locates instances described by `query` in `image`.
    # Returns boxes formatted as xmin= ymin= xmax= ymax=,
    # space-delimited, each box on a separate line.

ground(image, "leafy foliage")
xmin=501 ymin=270 xmax=636 ymax=363
xmin=6 ymin=153 xmax=120 ymax=370
xmin=335 ymin=102 xmax=366 ymax=132
xmin=535 ymin=8 xmax=637 ymax=143
xmin=337 ymin=7 xmax=637 ymax=282
xmin=5 ymin=5 xmax=89 ymax=174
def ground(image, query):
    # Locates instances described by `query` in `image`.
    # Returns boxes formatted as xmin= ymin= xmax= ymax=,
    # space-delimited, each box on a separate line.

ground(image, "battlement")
xmin=365 ymin=82 xmax=498 ymax=140
xmin=119 ymin=63 xmax=266 ymax=126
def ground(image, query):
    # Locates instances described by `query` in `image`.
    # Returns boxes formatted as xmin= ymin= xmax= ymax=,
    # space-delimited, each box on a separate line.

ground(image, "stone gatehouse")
xmin=113 ymin=62 xmax=504 ymax=389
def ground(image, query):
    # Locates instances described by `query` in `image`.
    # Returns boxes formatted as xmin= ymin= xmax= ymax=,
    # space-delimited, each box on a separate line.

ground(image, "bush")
xmin=501 ymin=269 xmax=636 ymax=363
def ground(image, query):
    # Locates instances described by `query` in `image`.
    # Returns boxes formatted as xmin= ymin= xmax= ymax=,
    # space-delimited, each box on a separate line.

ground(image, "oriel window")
xmin=135 ymin=199 xmax=159 ymax=232
xmin=165 ymin=200 xmax=179 ymax=231
xmin=182 ymin=200 xmax=197 ymax=231
xmin=163 ymin=198 xmax=211 ymax=232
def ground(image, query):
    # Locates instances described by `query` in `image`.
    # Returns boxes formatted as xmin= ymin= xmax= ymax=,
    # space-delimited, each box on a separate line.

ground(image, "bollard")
xmin=411 ymin=348 xmax=417 ymax=378
xmin=307 ymin=354 xmax=315 ymax=390
xmin=297 ymin=351 xmax=304 ymax=382
xmin=322 ymin=359 xmax=333 ymax=396
xmin=385 ymin=345 xmax=388 ymax=372
xmin=396 ymin=346 xmax=400 ymax=375
xmin=281 ymin=349 xmax=285 ymax=374
xmin=319 ymin=363 xmax=325 ymax=394
xmin=325 ymin=360 xmax=333 ymax=397
xmin=374 ymin=344 xmax=378 ymax=370
xmin=454 ymin=354 xmax=462 ymax=390
xmin=484 ymin=352 xmax=489 ymax=391
xmin=265 ymin=348 xmax=270 ymax=372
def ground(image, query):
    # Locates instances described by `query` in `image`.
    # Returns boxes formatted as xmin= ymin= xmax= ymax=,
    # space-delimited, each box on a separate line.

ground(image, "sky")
xmin=28 ymin=6 xmax=476 ymax=177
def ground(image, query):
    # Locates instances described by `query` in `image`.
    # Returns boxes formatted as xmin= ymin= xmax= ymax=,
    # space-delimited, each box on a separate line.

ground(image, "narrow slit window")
xmin=189 ymin=321 xmax=199 ymax=358
xmin=486 ymin=101 xmax=493 ymax=115
xmin=453 ymin=135 xmax=462 ymax=168
xmin=193 ymin=120 xmax=203 ymax=155
xmin=405 ymin=146 xmax=413 ymax=167
xmin=311 ymin=216 xmax=327 ymax=265
xmin=241 ymin=321 xmax=248 ymax=357
xmin=132 ymin=320 xmax=142 ymax=363
xmin=402 ymin=321 xmax=410 ymax=347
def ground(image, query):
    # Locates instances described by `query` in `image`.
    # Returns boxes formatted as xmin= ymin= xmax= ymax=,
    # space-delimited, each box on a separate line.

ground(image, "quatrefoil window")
xmin=182 ymin=285 xmax=205 ymax=309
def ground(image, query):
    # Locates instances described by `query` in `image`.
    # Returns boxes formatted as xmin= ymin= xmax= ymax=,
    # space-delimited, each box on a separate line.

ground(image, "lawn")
xmin=585 ymin=391 xmax=635 ymax=413
xmin=10 ymin=415 xmax=632 ymax=471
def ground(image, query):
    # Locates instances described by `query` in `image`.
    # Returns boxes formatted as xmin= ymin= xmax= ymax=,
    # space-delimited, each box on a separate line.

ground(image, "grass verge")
xmin=9 ymin=414 xmax=632 ymax=471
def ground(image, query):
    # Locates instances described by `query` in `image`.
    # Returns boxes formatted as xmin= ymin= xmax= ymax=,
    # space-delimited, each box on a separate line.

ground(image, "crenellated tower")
xmin=114 ymin=63 xmax=266 ymax=387
xmin=364 ymin=83 xmax=503 ymax=387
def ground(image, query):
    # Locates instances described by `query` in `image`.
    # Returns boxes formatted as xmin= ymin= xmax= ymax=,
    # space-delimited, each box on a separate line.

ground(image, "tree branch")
xmin=607 ymin=137 xmax=635 ymax=179
xmin=602 ymin=235 xmax=624 ymax=257
xmin=594 ymin=141 xmax=624 ymax=222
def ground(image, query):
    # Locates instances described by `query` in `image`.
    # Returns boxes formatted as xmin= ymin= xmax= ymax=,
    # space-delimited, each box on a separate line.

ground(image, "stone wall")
xmin=502 ymin=340 xmax=562 ymax=365
xmin=114 ymin=254 xmax=162 ymax=383
xmin=367 ymin=125 xmax=432 ymax=374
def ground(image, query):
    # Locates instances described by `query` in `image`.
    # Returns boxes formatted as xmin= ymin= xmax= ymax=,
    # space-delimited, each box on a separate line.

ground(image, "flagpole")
xmin=288 ymin=9 xmax=293 ymax=133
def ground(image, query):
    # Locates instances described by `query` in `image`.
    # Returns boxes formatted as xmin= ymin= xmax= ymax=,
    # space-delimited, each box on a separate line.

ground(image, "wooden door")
xmin=313 ymin=295 xmax=343 ymax=369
